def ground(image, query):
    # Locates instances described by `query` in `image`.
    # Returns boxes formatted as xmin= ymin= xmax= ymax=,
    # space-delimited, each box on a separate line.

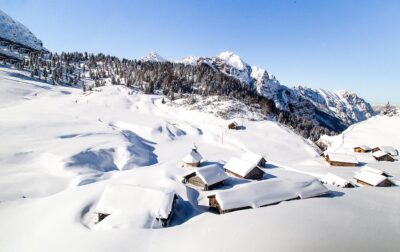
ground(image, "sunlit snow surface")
xmin=0 ymin=65 xmax=399 ymax=252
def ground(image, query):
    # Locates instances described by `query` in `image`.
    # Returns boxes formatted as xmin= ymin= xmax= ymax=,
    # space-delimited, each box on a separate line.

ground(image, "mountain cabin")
xmin=228 ymin=121 xmax=239 ymax=130
xmin=224 ymin=157 xmax=264 ymax=180
xmin=182 ymin=147 xmax=203 ymax=167
xmin=353 ymin=171 xmax=394 ymax=187
xmin=372 ymin=151 xmax=396 ymax=162
xmin=182 ymin=164 xmax=229 ymax=191
xmin=324 ymin=153 xmax=358 ymax=167
xmin=353 ymin=145 xmax=372 ymax=153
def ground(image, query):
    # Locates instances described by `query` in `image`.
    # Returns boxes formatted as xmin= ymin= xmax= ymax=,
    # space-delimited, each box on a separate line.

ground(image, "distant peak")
xmin=141 ymin=52 xmax=167 ymax=62
xmin=215 ymin=51 xmax=246 ymax=70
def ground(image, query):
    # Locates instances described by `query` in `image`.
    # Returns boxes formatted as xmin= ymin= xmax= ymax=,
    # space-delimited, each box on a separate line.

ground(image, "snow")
xmin=182 ymin=149 xmax=203 ymax=164
xmin=0 ymin=10 xmax=45 ymax=51
xmin=360 ymin=166 xmax=389 ymax=177
xmin=0 ymin=66 xmax=399 ymax=251
xmin=184 ymin=164 xmax=229 ymax=186
xmin=216 ymin=51 xmax=246 ymax=70
xmin=321 ymin=173 xmax=352 ymax=188
xmin=241 ymin=152 xmax=265 ymax=166
xmin=95 ymin=184 xmax=175 ymax=228
xmin=326 ymin=153 xmax=358 ymax=164
xmin=224 ymin=157 xmax=259 ymax=177
xmin=212 ymin=178 xmax=328 ymax=211
xmin=353 ymin=171 xmax=388 ymax=186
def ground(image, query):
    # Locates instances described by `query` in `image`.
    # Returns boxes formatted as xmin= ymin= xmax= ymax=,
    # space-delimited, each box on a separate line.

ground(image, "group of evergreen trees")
xmin=8 ymin=51 xmax=336 ymax=142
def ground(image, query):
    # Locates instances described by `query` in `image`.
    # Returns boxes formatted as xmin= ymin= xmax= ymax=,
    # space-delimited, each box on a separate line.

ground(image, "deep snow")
xmin=0 ymin=65 xmax=399 ymax=252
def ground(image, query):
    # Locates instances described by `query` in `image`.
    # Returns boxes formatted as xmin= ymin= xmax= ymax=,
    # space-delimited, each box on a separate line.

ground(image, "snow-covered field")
xmin=0 ymin=65 xmax=399 ymax=252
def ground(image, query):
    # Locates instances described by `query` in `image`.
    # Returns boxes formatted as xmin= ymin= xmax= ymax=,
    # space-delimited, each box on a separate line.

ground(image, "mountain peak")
xmin=141 ymin=52 xmax=167 ymax=62
xmin=215 ymin=51 xmax=247 ymax=70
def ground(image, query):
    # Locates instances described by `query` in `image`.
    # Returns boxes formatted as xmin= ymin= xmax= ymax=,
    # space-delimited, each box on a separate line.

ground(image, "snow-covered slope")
xmin=0 ymin=9 xmax=45 ymax=51
xmin=295 ymin=86 xmax=376 ymax=124
xmin=0 ymin=65 xmax=399 ymax=252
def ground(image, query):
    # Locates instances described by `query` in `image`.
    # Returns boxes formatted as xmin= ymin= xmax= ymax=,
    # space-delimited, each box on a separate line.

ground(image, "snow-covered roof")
xmin=210 ymin=178 xmax=328 ymax=211
xmin=95 ymin=185 xmax=176 ymax=226
xmin=360 ymin=166 xmax=389 ymax=176
xmin=372 ymin=150 xmax=392 ymax=159
xmin=224 ymin=157 xmax=261 ymax=177
xmin=241 ymin=152 xmax=265 ymax=166
xmin=0 ymin=10 xmax=45 ymax=51
xmin=354 ymin=145 xmax=371 ymax=151
xmin=326 ymin=153 xmax=358 ymax=164
xmin=182 ymin=149 xmax=203 ymax=164
xmin=184 ymin=164 xmax=229 ymax=186
xmin=321 ymin=173 xmax=352 ymax=188
xmin=354 ymin=171 xmax=388 ymax=186
xmin=374 ymin=146 xmax=398 ymax=156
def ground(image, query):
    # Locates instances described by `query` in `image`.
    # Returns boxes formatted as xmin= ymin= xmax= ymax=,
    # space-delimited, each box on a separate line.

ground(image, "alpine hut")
xmin=227 ymin=120 xmax=239 ymax=130
xmin=353 ymin=171 xmax=394 ymax=187
xmin=95 ymin=185 xmax=178 ymax=228
xmin=353 ymin=145 xmax=372 ymax=153
xmin=224 ymin=157 xmax=264 ymax=180
xmin=241 ymin=152 xmax=267 ymax=168
xmin=182 ymin=147 xmax=203 ymax=167
xmin=324 ymin=153 xmax=358 ymax=167
xmin=372 ymin=151 xmax=397 ymax=162
xmin=372 ymin=146 xmax=398 ymax=156
xmin=208 ymin=178 xmax=329 ymax=214
xmin=182 ymin=164 xmax=229 ymax=191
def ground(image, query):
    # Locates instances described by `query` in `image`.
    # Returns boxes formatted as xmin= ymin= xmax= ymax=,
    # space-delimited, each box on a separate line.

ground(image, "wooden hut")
xmin=354 ymin=171 xmax=394 ymax=187
xmin=208 ymin=178 xmax=329 ymax=214
xmin=227 ymin=121 xmax=239 ymax=130
xmin=372 ymin=151 xmax=396 ymax=162
xmin=224 ymin=157 xmax=264 ymax=180
xmin=95 ymin=185 xmax=178 ymax=228
xmin=372 ymin=146 xmax=398 ymax=156
xmin=241 ymin=152 xmax=267 ymax=168
xmin=353 ymin=145 xmax=372 ymax=153
xmin=182 ymin=147 xmax=203 ymax=167
xmin=324 ymin=153 xmax=358 ymax=167
xmin=182 ymin=164 xmax=229 ymax=191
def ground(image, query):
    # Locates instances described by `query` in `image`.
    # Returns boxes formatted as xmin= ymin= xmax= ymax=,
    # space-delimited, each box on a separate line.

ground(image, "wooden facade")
xmin=325 ymin=156 xmax=357 ymax=167
xmin=356 ymin=178 xmax=393 ymax=187
xmin=228 ymin=122 xmax=239 ymax=130
xmin=225 ymin=166 xmax=264 ymax=180
xmin=183 ymin=173 xmax=225 ymax=191
xmin=373 ymin=154 xmax=396 ymax=162
xmin=182 ymin=161 xmax=200 ymax=168
xmin=353 ymin=147 xmax=371 ymax=153
xmin=156 ymin=194 xmax=178 ymax=227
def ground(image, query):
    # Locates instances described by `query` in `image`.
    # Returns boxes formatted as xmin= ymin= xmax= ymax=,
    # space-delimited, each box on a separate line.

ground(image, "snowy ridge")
xmin=295 ymin=86 xmax=376 ymax=124
xmin=0 ymin=9 xmax=45 ymax=51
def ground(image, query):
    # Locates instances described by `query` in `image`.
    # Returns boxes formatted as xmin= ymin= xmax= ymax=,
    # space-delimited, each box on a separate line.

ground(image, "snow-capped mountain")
xmin=180 ymin=51 xmax=373 ymax=126
xmin=141 ymin=51 xmax=167 ymax=62
xmin=0 ymin=9 xmax=45 ymax=51
xmin=294 ymin=86 xmax=376 ymax=124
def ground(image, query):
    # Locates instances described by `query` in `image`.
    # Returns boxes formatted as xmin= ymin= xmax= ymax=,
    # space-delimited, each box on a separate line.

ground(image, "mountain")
xmin=180 ymin=51 xmax=373 ymax=127
xmin=294 ymin=86 xmax=376 ymax=124
xmin=141 ymin=51 xmax=167 ymax=62
xmin=0 ymin=9 xmax=45 ymax=51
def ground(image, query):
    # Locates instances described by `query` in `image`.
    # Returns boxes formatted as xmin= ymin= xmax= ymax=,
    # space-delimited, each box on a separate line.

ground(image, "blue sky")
xmin=1 ymin=0 xmax=399 ymax=104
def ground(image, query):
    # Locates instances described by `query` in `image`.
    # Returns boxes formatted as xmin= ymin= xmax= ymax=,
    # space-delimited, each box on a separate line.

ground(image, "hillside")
xmin=0 ymin=65 xmax=399 ymax=252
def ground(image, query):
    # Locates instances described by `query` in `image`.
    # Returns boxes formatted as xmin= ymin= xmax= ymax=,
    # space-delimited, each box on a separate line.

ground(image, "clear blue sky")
xmin=1 ymin=0 xmax=399 ymax=104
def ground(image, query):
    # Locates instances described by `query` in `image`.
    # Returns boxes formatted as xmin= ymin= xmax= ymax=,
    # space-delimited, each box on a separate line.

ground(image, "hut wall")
xmin=244 ymin=168 xmax=264 ymax=180
xmin=187 ymin=175 xmax=206 ymax=189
